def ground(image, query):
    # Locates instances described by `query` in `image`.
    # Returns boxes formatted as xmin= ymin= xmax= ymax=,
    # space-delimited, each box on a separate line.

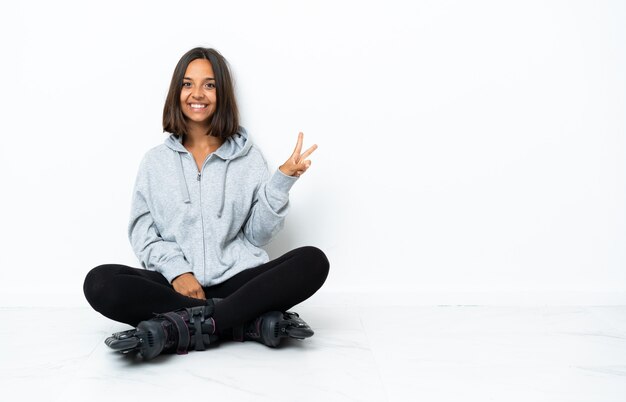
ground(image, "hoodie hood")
xmin=163 ymin=126 xmax=253 ymax=217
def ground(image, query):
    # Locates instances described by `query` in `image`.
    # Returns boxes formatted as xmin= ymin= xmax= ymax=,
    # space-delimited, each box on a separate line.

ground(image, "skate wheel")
xmin=105 ymin=335 xmax=140 ymax=351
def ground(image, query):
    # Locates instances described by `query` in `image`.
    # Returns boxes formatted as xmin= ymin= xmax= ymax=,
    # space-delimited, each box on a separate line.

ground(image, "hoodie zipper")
xmin=197 ymin=169 xmax=207 ymax=284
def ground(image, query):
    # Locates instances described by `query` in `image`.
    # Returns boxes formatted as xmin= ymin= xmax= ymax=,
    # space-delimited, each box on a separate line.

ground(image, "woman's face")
xmin=180 ymin=59 xmax=217 ymax=125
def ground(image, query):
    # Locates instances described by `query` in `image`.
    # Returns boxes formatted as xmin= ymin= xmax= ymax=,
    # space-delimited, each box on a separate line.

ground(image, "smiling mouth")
xmin=189 ymin=103 xmax=208 ymax=110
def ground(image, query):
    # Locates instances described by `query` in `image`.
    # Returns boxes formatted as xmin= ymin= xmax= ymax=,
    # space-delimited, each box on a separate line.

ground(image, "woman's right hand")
xmin=172 ymin=272 xmax=206 ymax=300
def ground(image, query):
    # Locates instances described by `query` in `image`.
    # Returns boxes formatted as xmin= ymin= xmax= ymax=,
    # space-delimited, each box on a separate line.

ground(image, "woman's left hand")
xmin=279 ymin=132 xmax=318 ymax=177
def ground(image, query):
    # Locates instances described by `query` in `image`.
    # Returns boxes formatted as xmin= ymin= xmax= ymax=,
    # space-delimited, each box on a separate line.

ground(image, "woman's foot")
xmin=237 ymin=311 xmax=314 ymax=347
xmin=105 ymin=303 xmax=217 ymax=360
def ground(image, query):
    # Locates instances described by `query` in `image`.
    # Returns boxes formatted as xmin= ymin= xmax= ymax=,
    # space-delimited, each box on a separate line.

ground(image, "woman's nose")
xmin=192 ymin=88 xmax=204 ymax=99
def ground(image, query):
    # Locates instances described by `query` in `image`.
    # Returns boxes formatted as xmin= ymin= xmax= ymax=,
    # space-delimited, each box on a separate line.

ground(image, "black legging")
xmin=83 ymin=246 xmax=329 ymax=334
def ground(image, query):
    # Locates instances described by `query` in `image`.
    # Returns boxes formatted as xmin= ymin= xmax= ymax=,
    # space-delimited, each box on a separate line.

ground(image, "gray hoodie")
xmin=128 ymin=126 xmax=298 ymax=286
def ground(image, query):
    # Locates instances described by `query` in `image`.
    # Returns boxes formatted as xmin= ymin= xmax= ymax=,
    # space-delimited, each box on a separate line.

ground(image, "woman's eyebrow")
xmin=183 ymin=76 xmax=216 ymax=81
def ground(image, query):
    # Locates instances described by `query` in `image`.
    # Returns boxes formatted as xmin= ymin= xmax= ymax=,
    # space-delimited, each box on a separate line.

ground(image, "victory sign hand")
xmin=279 ymin=132 xmax=318 ymax=177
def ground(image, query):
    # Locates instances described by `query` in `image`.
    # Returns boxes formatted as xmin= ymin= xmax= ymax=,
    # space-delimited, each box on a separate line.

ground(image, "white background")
xmin=0 ymin=0 xmax=624 ymax=306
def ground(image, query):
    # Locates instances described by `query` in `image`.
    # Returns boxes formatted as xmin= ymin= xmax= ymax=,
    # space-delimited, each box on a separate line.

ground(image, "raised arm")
xmin=243 ymin=132 xmax=317 ymax=246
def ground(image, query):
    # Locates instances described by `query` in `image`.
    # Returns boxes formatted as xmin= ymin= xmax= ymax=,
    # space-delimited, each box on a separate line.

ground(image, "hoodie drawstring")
xmin=217 ymin=159 xmax=231 ymax=218
xmin=177 ymin=152 xmax=192 ymax=204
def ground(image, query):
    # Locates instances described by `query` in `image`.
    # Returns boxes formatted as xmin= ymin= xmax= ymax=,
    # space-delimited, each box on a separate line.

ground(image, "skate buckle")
xmin=188 ymin=306 xmax=206 ymax=324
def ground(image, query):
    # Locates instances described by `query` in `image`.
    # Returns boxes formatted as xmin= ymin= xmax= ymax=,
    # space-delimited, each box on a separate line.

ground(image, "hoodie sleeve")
xmin=243 ymin=165 xmax=299 ymax=247
xmin=127 ymin=155 xmax=193 ymax=283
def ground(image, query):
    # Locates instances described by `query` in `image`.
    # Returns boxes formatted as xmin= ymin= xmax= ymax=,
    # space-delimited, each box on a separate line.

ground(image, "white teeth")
xmin=190 ymin=104 xmax=207 ymax=109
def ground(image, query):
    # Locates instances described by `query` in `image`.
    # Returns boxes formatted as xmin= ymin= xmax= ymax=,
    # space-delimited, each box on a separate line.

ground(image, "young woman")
xmin=83 ymin=47 xmax=330 ymax=360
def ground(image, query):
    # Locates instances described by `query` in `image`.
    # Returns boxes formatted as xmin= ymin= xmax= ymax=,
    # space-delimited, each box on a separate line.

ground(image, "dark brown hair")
xmin=163 ymin=47 xmax=239 ymax=139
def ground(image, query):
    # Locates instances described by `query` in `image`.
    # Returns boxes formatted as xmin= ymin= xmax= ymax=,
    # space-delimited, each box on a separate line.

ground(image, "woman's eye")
xmin=206 ymin=83 xmax=216 ymax=89
xmin=182 ymin=82 xmax=191 ymax=88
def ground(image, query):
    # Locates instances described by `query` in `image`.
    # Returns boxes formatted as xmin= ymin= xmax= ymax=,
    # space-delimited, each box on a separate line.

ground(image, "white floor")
xmin=1 ymin=300 xmax=625 ymax=401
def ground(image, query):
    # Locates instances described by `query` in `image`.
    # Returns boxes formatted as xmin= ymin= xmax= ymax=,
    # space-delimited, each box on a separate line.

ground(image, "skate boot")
xmin=233 ymin=311 xmax=314 ymax=347
xmin=105 ymin=301 xmax=218 ymax=360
